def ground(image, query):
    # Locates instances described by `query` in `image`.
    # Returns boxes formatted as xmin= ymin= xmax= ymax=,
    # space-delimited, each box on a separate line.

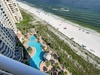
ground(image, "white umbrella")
xmin=43 ymin=53 xmax=51 ymax=60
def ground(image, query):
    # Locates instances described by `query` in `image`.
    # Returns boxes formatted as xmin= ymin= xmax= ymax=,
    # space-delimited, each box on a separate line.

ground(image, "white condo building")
xmin=0 ymin=1 xmax=47 ymax=75
xmin=0 ymin=0 xmax=22 ymax=59
xmin=0 ymin=0 xmax=23 ymax=24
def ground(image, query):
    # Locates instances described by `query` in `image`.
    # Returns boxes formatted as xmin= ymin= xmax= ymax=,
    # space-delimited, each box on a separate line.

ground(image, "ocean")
xmin=19 ymin=0 xmax=100 ymax=32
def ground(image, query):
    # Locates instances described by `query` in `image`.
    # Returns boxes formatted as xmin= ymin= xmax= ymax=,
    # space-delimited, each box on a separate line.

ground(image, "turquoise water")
xmin=28 ymin=36 xmax=44 ymax=69
xmin=19 ymin=0 xmax=100 ymax=32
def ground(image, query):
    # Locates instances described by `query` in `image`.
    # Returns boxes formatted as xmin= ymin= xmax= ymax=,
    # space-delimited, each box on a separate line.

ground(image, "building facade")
xmin=0 ymin=0 xmax=23 ymax=59
xmin=0 ymin=0 xmax=23 ymax=24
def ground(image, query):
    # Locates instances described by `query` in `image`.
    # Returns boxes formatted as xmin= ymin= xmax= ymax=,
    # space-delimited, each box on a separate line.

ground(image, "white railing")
xmin=0 ymin=54 xmax=47 ymax=75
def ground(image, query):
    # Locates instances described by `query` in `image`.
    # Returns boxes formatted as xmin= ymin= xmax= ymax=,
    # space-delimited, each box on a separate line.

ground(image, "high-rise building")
xmin=0 ymin=1 xmax=47 ymax=75
xmin=0 ymin=0 xmax=22 ymax=59
xmin=0 ymin=0 xmax=23 ymax=24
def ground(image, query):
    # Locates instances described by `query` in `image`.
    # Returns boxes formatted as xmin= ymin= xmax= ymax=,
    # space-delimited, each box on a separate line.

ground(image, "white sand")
xmin=18 ymin=2 xmax=100 ymax=58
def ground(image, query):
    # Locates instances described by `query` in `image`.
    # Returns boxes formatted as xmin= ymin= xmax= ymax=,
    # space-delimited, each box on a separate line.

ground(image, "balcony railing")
xmin=0 ymin=54 xmax=47 ymax=75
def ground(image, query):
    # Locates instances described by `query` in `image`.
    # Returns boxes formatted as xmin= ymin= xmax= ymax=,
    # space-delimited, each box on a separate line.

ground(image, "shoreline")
xmin=18 ymin=1 xmax=100 ymax=34
xmin=18 ymin=1 xmax=100 ymax=58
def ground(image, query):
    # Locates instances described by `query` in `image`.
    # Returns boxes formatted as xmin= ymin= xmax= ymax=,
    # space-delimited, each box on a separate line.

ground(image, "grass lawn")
xmin=17 ymin=9 xmax=100 ymax=75
xmin=35 ymin=25 xmax=100 ymax=75
xmin=17 ymin=10 xmax=34 ymax=34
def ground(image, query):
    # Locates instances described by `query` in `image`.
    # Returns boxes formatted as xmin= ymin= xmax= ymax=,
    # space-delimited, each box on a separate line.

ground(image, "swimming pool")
xmin=28 ymin=36 xmax=44 ymax=69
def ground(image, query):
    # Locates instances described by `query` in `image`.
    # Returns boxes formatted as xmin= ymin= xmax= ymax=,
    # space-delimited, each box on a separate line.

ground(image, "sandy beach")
xmin=18 ymin=2 xmax=100 ymax=58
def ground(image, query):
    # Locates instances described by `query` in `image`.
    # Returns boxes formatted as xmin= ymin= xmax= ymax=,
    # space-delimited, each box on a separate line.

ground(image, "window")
xmin=1 ymin=27 xmax=3 ymax=29
xmin=1 ymin=24 xmax=3 ymax=26
xmin=6 ymin=0 xmax=9 ymax=2
xmin=3 ymin=33 xmax=5 ymax=35
xmin=0 ymin=40 xmax=2 ymax=43
xmin=14 ymin=3 xmax=16 ymax=6
xmin=1 ymin=8 xmax=3 ymax=10
xmin=2 ymin=50 xmax=6 ymax=54
xmin=5 ymin=40 xmax=6 ymax=42
xmin=2 ymin=37 xmax=4 ymax=39
xmin=0 ymin=42 xmax=4 ymax=50
xmin=12 ymin=10 xmax=14 ymax=13
xmin=16 ymin=8 xmax=18 ymax=11
xmin=4 ymin=14 xmax=6 ymax=16
xmin=5 ymin=29 xmax=7 ymax=31
xmin=3 ymin=11 xmax=5 ymax=13
xmin=4 ymin=48 xmax=8 ymax=55
xmin=15 ymin=16 xmax=18 ymax=21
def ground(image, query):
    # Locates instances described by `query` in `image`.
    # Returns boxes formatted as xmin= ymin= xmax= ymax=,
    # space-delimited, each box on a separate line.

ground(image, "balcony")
xmin=0 ymin=54 xmax=47 ymax=75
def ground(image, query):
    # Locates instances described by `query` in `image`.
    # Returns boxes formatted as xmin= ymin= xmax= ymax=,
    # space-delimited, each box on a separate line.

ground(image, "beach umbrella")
xmin=43 ymin=53 xmax=51 ymax=61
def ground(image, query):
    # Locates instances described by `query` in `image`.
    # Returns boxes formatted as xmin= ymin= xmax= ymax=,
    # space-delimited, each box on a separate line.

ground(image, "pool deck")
xmin=40 ymin=61 xmax=52 ymax=72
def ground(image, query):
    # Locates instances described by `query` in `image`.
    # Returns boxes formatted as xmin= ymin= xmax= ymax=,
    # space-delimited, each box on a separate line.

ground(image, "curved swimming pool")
xmin=28 ymin=36 xmax=44 ymax=69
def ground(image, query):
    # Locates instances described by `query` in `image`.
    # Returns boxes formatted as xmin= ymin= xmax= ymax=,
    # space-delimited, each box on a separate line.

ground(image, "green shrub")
xmin=46 ymin=61 xmax=51 ymax=67
xmin=27 ymin=47 xmax=32 ymax=54
xmin=25 ymin=61 xmax=29 ymax=65
xmin=54 ymin=63 xmax=58 ymax=70
xmin=17 ymin=10 xmax=34 ymax=34
xmin=47 ymin=71 xmax=51 ymax=74
xmin=58 ymin=71 xmax=67 ymax=75
xmin=35 ymin=25 xmax=100 ymax=75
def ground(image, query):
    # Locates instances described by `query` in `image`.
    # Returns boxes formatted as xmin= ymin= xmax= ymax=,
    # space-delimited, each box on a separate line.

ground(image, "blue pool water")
xmin=28 ymin=36 xmax=44 ymax=69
